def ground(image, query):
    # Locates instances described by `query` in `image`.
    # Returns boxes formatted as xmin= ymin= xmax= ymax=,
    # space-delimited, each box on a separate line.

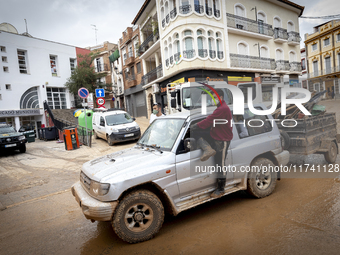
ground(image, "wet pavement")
xmin=1 ymin=106 xmax=340 ymax=254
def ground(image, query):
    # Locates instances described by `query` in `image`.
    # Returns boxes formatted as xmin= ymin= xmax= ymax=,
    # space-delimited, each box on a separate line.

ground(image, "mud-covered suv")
xmin=0 ymin=124 xmax=27 ymax=153
xmin=72 ymin=104 xmax=289 ymax=243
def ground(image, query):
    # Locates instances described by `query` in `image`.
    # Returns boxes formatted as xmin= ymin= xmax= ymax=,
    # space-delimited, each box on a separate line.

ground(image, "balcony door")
xmin=238 ymin=42 xmax=249 ymax=68
xmin=325 ymin=57 xmax=331 ymax=74
xmin=258 ymin=13 xmax=266 ymax=34
xmin=313 ymin=61 xmax=319 ymax=77
xmin=260 ymin=46 xmax=270 ymax=69
xmin=235 ymin=5 xmax=246 ymax=30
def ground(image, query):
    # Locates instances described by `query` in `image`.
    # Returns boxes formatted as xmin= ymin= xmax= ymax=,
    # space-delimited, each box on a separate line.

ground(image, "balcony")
xmin=214 ymin=9 xmax=220 ymax=18
xmin=166 ymin=58 xmax=169 ymax=67
xmin=183 ymin=49 xmax=196 ymax=59
xmin=141 ymin=65 xmax=163 ymax=86
xmin=209 ymin=50 xmax=216 ymax=59
xmin=226 ymin=13 xmax=273 ymax=40
xmin=126 ymin=75 xmax=137 ymax=88
xmin=307 ymin=66 xmax=340 ymax=79
xmin=205 ymin=6 xmax=212 ymax=16
xmin=289 ymin=62 xmax=302 ymax=73
xmin=166 ymin=14 xmax=170 ymax=24
xmin=179 ymin=5 xmax=191 ymax=14
xmin=96 ymin=64 xmax=109 ymax=73
xmin=276 ymin=60 xmax=290 ymax=72
xmin=194 ymin=4 xmax=204 ymax=14
xmin=174 ymin=52 xmax=181 ymax=62
xmin=198 ymin=49 xmax=208 ymax=58
xmin=170 ymin=8 xmax=177 ymax=19
xmin=274 ymin=28 xmax=288 ymax=43
xmin=139 ymin=32 xmax=160 ymax=56
xmin=121 ymin=28 xmax=132 ymax=45
xmin=217 ymin=51 xmax=223 ymax=59
xmin=125 ymin=51 xmax=135 ymax=66
xmin=170 ymin=56 xmax=174 ymax=65
xmin=287 ymin=31 xmax=301 ymax=45
xmin=230 ymin=54 xmax=276 ymax=70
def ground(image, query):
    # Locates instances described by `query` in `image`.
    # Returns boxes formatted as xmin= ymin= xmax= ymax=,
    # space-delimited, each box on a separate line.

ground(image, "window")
xmin=137 ymin=62 xmax=141 ymax=73
xmin=46 ymin=88 xmax=67 ymax=109
xmin=325 ymin=57 xmax=331 ymax=74
xmin=0 ymin=94 xmax=2 ymax=100
xmin=314 ymin=83 xmax=320 ymax=92
xmin=17 ymin=50 xmax=28 ymax=74
xmin=2 ymin=56 xmax=7 ymax=62
xmin=0 ymin=46 xmax=5 ymax=52
xmin=337 ymin=34 xmax=340 ymax=42
xmin=70 ymin=58 xmax=76 ymax=72
xmin=3 ymin=66 xmax=8 ymax=72
xmin=301 ymin=59 xmax=306 ymax=70
xmin=50 ymin=55 xmax=58 ymax=76
xmin=274 ymin=17 xmax=281 ymax=28
xmin=313 ymin=61 xmax=319 ymax=76
xmin=324 ymin=38 xmax=330 ymax=47
xmin=287 ymin=21 xmax=294 ymax=32
xmin=96 ymin=58 xmax=102 ymax=72
xmin=5 ymin=84 xmax=11 ymax=90
xmin=312 ymin=43 xmax=318 ymax=51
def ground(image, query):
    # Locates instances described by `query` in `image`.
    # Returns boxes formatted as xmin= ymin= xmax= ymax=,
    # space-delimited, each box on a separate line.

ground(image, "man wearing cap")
xmin=149 ymin=103 xmax=165 ymax=124
xmin=191 ymin=88 xmax=233 ymax=198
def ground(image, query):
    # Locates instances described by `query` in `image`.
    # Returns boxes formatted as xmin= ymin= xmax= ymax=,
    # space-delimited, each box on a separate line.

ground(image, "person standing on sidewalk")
xmin=191 ymin=89 xmax=233 ymax=198
xmin=149 ymin=103 xmax=165 ymax=124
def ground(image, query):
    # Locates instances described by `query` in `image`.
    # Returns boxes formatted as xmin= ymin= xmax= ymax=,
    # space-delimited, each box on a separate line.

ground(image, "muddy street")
xmin=1 ymin=111 xmax=340 ymax=254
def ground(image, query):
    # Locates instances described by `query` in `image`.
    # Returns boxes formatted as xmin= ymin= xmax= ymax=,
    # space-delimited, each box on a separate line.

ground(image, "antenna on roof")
xmin=24 ymin=19 xmax=28 ymax=34
xmin=91 ymin=24 xmax=98 ymax=45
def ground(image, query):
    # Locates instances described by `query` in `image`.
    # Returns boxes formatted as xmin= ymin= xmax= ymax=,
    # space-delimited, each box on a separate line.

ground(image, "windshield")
xmin=0 ymin=126 xmax=16 ymax=134
xmin=182 ymin=86 xmax=232 ymax=110
xmin=105 ymin=113 xmax=133 ymax=126
xmin=138 ymin=119 xmax=185 ymax=150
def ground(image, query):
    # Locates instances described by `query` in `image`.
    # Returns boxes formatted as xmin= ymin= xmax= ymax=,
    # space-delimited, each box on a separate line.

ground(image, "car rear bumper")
xmin=71 ymin=181 xmax=117 ymax=221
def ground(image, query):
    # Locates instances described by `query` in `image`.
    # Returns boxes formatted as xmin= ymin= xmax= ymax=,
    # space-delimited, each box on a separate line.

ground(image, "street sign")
xmin=96 ymin=97 xmax=105 ymax=106
xmin=88 ymin=93 xmax=94 ymax=109
xmin=82 ymin=103 xmax=88 ymax=107
xmin=78 ymin=88 xmax=89 ymax=99
xmin=95 ymin=88 xmax=105 ymax=98
xmin=112 ymin=97 xmax=115 ymax=101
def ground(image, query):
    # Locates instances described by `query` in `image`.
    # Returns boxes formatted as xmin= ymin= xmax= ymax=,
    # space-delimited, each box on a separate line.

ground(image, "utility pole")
xmin=91 ymin=24 xmax=98 ymax=45
xmin=24 ymin=19 xmax=28 ymax=34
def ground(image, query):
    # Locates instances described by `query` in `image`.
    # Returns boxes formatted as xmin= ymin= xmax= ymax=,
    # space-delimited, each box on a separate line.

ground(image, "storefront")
xmin=0 ymin=109 xmax=44 ymax=133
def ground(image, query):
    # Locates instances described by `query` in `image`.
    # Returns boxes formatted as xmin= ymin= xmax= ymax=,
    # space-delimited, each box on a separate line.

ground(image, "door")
xmin=97 ymin=116 xmax=106 ymax=138
xmin=175 ymin=120 xmax=234 ymax=200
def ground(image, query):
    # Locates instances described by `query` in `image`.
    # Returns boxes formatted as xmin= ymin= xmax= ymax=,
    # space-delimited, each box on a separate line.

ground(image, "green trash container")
xmin=23 ymin=130 xmax=36 ymax=143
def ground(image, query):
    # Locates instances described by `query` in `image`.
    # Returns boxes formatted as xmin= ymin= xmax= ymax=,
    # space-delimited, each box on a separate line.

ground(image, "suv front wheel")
xmin=246 ymin=158 xmax=277 ymax=198
xmin=112 ymin=190 xmax=164 ymax=243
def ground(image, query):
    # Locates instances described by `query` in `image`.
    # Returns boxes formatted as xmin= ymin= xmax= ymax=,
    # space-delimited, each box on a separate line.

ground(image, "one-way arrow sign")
xmin=95 ymin=88 xmax=105 ymax=98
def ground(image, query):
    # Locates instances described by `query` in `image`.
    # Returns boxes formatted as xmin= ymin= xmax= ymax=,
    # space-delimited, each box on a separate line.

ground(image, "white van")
xmin=92 ymin=109 xmax=141 ymax=146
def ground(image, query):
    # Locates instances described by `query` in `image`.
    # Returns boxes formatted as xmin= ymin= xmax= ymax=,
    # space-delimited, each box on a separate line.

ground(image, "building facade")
xmin=132 ymin=0 xmax=304 ymax=116
xmin=119 ymin=26 xmax=146 ymax=117
xmin=304 ymin=19 xmax=340 ymax=99
xmin=0 ymin=23 xmax=86 ymax=131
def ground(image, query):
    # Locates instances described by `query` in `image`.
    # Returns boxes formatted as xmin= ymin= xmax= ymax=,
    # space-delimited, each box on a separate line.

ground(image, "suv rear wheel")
xmin=247 ymin=158 xmax=277 ymax=198
xmin=112 ymin=190 xmax=164 ymax=243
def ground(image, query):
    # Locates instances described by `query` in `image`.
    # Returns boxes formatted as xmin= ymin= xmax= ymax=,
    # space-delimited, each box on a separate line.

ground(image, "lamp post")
xmin=251 ymin=7 xmax=257 ymax=21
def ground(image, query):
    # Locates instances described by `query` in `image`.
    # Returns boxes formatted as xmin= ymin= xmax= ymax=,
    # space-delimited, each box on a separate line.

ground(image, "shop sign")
xmin=0 ymin=109 xmax=41 ymax=117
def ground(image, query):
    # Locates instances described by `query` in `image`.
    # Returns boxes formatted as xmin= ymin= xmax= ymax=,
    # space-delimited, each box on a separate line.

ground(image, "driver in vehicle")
xmin=191 ymin=89 xmax=233 ymax=198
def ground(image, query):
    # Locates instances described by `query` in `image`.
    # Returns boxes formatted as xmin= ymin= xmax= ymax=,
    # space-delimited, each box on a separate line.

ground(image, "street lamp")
xmin=250 ymin=7 xmax=257 ymax=21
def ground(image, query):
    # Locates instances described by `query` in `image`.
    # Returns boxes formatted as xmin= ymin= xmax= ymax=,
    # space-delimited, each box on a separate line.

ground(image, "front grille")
xmin=118 ymin=127 xmax=136 ymax=132
xmin=0 ymin=137 xmax=19 ymax=143
xmin=80 ymin=171 xmax=91 ymax=190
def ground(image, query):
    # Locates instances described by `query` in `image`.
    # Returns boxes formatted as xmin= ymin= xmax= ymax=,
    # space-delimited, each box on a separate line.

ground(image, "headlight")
xmin=135 ymin=126 xmax=140 ymax=130
xmin=18 ymin=135 xmax=26 ymax=141
xmin=90 ymin=180 xmax=110 ymax=196
xmin=111 ymin=128 xmax=119 ymax=133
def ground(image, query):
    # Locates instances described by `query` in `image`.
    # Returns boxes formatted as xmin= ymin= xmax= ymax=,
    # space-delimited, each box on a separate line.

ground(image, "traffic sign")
xmin=98 ymin=105 xmax=106 ymax=109
xmin=96 ymin=97 xmax=105 ymax=106
xmin=78 ymin=88 xmax=89 ymax=99
xmin=95 ymin=88 xmax=105 ymax=98
xmin=112 ymin=97 xmax=115 ymax=101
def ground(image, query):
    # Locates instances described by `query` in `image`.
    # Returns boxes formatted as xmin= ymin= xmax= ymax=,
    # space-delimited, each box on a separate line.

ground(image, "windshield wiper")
xmin=137 ymin=143 xmax=163 ymax=154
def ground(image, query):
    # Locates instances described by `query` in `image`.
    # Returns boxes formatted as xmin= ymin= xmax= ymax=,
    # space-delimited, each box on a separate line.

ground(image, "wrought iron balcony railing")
xmin=195 ymin=4 xmax=204 ymax=14
xmin=183 ymin=49 xmax=196 ymax=59
xmin=226 ymin=13 xmax=274 ymax=36
xmin=162 ymin=19 xmax=165 ymax=28
xmin=198 ymin=49 xmax=208 ymax=58
xmin=170 ymin=56 xmax=174 ymax=65
xmin=274 ymin=27 xmax=288 ymax=40
xmin=214 ymin=9 xmax=220 ymax=18
xmin=96 ymin=64 xmax=109 ymax=72
xmin=217 ymin=51 xmax=223 ymax=59
xmin=206 ymin=6 xmax=212 ymax=16
xmin=179 ymin=5 xmax=191 ymax=14
xmin=209 ymin=50 xmax=216 ymax=59
xmin=166 ymin=58 xmax=169 ymax=67
xmin=230 ymin=54 xmax=276 ymax=70
xmin=138 ymin=32 xmax=159 ymax=55
xmin=289 ymin=62 xmax=302 ymax=72
xmin=170 ymin=8 xmax=177 ymax=19
xmin=276 ymin=60 xmax=290 ymax=71
xmin=141 ymin=65 xmax=163 ymax=86
xmin=288 ymin=31 xmax=301 ymax=43
xmin=174 ymin=52 xmax=181 ymax=62
xmin=166 ymin=14 xmax=170 ymax=23
xmin=307 ymin=66 xmax=340 ymax=78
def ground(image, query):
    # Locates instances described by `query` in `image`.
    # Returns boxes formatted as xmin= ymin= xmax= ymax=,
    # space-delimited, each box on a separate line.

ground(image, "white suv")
xmin=92 ymin=109 xmax=141 ymax=146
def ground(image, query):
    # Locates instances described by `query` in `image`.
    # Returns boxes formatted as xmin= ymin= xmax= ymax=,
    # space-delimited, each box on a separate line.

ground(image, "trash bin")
xmin=44 ymin=127 xmax=58 ymax=140
xmin=63 ymin=127 xmax=79 ymax=150
xmin=23 ymin=130 xmax=35 ymax=143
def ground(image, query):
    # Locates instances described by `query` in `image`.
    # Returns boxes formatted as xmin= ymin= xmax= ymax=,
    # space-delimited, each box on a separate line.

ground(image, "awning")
xmin=109 ymin=49 xmax=120 ymax=63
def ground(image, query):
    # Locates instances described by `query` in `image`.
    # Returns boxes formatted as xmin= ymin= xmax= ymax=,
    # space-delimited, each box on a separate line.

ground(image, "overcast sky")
xmin=1 ymin=0 xmax=340 ymax=49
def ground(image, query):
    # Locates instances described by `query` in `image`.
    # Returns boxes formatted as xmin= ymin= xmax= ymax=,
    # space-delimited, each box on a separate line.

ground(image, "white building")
xmin=131 ymin=0 xmax=304 ymax=116
xmin=0 ymin=23 xmax=83 ymax=131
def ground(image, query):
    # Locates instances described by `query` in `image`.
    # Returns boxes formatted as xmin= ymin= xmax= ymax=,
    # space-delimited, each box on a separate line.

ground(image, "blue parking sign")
xmin=95 ymin=88 xmax=105 ymax=98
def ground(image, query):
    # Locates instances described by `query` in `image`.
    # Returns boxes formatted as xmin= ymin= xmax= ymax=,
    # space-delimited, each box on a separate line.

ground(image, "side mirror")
xmin=171 ymin=98 xmax=176 ymax=108
xmin=132 ymin=117 xmax=136 ymax=121
xmin=184 ymin=138 xmax=197 ymax=152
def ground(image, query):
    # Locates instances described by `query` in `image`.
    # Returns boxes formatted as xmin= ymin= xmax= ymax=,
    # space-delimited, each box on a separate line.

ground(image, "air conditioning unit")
xmin=126 ymin=67 xmax=130 ymax=73
xmin=152 ymin=83 xmax=159 ymax=93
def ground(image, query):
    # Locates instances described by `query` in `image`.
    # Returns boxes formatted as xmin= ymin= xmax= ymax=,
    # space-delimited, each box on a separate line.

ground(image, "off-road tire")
xmin=107 ymin=135 xmax=114 ymax=146
xmin=93 ymin=131 xmax=98 ymax=139
xmin=112 ymin=189 xmax=164 ymax=243
xmin=246 ymin=158 xmax=277 ymax=198
xmin=279 ymin=130 xmax=290 ymax=150
xmin=19 ymin=144 xmax=26 ymax=153
xmin=325 ymin=141 xmax=338 ymax=164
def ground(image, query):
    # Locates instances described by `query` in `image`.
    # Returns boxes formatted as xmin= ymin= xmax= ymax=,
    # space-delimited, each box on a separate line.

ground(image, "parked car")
xmin=92 ymin=109 xmax=141 ymax=146
xmin=72 ymin=104 xmax=289 ymax=243
xmin=0 ymin=124 xmax=27 ymax=153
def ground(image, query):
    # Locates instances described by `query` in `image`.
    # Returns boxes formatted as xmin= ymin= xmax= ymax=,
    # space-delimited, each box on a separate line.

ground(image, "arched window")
xmin=183 ymin=30 xmax=195 ymax=59
xmin=274 ymin=17 xmax=281 ymax=28
xmin=275 ymin=48 xmax=285 ymax=70
xmin=237 ymin=41 xmax=249 ymax=67
xmin=288 ymin=21 xmax=294 ymax=32
xmin=208 ymin=31 xmax=216 ymax=59
xmin=235 ymin=4 xmax=245 ymax=17
xmin=170 ymin=0 xmax=177 ymax=19
xmin=179 ymin=0 xmax=191 ymax=15
xmin=213 ymin=0 xmax=220 ymax=18
xmin=289 ymin=51 xmax=296 ymax=62
xmin=165 ymin=2 xmax=169 ymax=23
xmin=215 ymin=32 xmax=223 ymax=59
xmin=238 ymin=42 xmax=248 ymax=55
xmin=173 ymin=33 xmax=181 ymax=62
xmin=197 ymin=29 xmax=207 ymax=58
xmin=161 ymin=7 xmax=165 ymax=28
xmin=169 ymin=38 xmax=173 ymax=65
xmin=260 ymin=46 xmax=269 ymax=58
xmin=276 ymin=48 xmax=283 ymax=60
xmin=205 ymin=0 xmax=212 ymax=16
xmin=260 ymin=45 xmax=271 ymax=69
xmin=257 ymin=11 xmax=266 ymax=34
xmin=194 ymin=0 xmax=204 ymax=14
